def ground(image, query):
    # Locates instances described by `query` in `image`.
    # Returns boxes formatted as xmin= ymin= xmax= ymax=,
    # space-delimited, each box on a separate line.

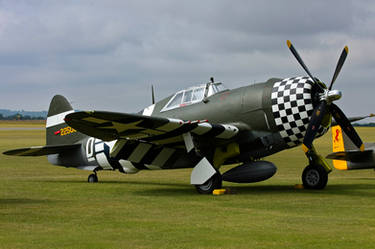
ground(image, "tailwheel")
xmin=88 ymin=173 xmax=98 ymax=183
xmin=302 ymin=165 xmax=328 ymax=189
xmin=195 ymin=173 xmax=222 ymax=194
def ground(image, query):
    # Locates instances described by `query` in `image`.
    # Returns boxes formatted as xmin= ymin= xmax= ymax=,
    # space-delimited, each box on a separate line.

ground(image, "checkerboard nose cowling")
xmin=271 ymin=77 xmax=327 ymax=148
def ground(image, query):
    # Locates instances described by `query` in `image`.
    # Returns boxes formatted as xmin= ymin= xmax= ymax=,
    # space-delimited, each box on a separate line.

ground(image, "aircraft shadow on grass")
xmin=133 ymin=183 xmax=375 ymax=197
xmin=10 ymin=178 xmax=375 ymax=197
xmin=40 ymin=179 xmax=188 ymax=188
xmin=0 ymin=198 xmax=54 ymax=205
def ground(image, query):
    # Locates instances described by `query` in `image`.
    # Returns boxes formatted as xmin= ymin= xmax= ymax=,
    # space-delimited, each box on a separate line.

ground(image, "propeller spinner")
xmin=286 ymin=40 xmax=364 ymax=153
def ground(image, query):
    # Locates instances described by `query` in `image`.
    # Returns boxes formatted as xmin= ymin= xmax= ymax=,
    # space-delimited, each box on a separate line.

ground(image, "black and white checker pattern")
xmin=271 ymin=77 xmax=315 ymax=147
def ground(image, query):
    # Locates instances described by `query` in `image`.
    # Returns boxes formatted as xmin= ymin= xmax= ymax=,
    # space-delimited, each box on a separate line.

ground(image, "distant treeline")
xmin=353 ymin=123 xmax=375 ymax=127
xmin=0 ymin=109 xmax=47 ymax=120
xmin=0 ymin=113 xmax=46 ymax=120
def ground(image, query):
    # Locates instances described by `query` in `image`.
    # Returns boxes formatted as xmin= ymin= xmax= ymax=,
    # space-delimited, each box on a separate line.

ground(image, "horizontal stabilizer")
xmin=326 ymin=150 xmax=373 ymax=162
xmin=3 ymin=144 xmax=81 ymax=157
xmin=331 ymin=114 xmax=374 ymax=126
xmin=326 ymin=149 xmax=375 ymax=170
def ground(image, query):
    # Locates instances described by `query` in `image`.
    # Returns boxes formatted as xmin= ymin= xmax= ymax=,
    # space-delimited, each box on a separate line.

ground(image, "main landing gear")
xmin=302 ymin=165 xmax=328 ymax=189
xmin=88 ymin=172 xmax=98 ymax=183
xmin=302 ymin=148 xmax=331 ymax=189
xmin=190 ymin=157 xmax=223 ymax=194
xmin=195 ymin=173 xmax=222 ymax=194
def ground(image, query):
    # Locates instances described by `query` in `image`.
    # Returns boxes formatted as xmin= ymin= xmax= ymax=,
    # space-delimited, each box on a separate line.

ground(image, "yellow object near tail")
xmin=331 ymin=126 xmax=348 ymax=170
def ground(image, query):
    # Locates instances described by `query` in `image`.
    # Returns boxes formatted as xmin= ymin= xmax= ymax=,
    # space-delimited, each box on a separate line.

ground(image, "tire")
xmin=88 ymin=173 xmax=98 ymax=183
xmin=302 ymin=165 xmax=328 ymax=189
xmin=195 ymin=173 xmax=222 ymax=194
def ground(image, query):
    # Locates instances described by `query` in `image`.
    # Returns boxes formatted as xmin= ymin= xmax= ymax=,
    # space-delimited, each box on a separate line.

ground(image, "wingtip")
xmin=344 ymin=46 xmax=349 ymax=53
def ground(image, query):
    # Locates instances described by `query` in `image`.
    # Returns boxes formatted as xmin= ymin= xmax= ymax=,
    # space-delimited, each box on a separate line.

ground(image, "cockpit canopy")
xmin=161 ymin=82 xmax=228 ymax=112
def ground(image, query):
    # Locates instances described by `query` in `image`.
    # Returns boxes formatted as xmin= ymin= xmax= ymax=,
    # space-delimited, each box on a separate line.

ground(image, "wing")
xmin=65 ymin=111 xmax=239 ymax=144
xmin=3 ymin=144 xmax=81 ymax=156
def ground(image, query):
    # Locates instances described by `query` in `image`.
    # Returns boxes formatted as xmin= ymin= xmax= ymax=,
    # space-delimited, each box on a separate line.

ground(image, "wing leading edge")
xmin=65 ymin=111 xmax=239 ymax=144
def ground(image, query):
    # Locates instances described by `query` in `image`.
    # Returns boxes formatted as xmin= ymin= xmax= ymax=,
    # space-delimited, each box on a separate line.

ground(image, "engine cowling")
xmin=270 ymin=76 xmax=329 ymax=148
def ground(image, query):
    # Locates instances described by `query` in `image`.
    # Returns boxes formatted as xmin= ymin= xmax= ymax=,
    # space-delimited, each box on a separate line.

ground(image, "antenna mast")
xmin=151 ymin=85 xmax=155 ymax=104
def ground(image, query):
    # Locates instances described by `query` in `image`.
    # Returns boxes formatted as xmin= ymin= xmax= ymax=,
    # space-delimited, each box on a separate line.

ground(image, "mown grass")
xmin=0 ymin=120 xmax=45 ymax=128
xmin=0 ymin=124 xmax=374 ymax=249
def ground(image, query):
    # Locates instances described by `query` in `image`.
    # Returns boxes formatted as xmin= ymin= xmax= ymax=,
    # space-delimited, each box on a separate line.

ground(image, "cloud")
xmin=0 ymin=0 xmax=373 ymax=118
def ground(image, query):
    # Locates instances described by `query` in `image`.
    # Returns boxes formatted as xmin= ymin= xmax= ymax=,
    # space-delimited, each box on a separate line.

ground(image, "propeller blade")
xmin=302 ymin=101 xmax=327 ymax=153
xmin=329 ymin=103 xmax=364 ymax=151
xmin=329 ymin=46 xmax=348 ymax=90
xmin=286 ymin=40 xmax=324 ymax=91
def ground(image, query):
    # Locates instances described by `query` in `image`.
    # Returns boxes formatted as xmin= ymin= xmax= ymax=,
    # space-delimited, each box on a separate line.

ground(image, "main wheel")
xmin=195 ymin=173 xmax=222 ymax=194
xmin=88 ymin=173 xmax=98 ymax=183
xmin=302 ymin=165 xmax=328 ymax=189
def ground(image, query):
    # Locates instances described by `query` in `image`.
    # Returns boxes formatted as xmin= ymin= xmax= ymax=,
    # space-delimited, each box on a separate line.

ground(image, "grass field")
xmin=0 ymin=120 xmax=45 ymax=127
xmin=0 ymin=123 xmax=374 ymax=249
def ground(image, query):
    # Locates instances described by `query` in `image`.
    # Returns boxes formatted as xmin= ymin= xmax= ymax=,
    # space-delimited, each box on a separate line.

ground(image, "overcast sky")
xmin=0 ymin=0 xmax=374 ymax=118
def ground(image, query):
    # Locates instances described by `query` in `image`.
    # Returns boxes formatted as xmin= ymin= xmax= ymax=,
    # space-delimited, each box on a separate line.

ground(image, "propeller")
xmin=286 ymin=40 xmax=364 ymax=153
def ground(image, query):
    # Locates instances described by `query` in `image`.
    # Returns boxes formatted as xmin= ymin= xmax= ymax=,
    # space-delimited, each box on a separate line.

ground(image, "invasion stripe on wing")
xmin=119 ymin=159 xmax=139 ymax=174
xmin=127 ymin=143 xmax=153 ymax=163
xmin=151 ymin=147 xmax=175 ymax=166
xmin=143 ymin=123 xmax=198 ymax=142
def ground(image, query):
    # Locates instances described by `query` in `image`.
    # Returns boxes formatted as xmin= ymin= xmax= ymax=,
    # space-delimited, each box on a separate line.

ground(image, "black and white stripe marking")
xmin=87 ymin=138 xmax=187 ymax=174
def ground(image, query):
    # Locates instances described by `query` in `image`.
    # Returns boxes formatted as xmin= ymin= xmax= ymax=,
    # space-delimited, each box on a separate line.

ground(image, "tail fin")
xmin=331 ymin=125 xmax=349 ymax=170
xmin=46 ymin=95 xmax=87 ymax=145
xmin=330 ymin=125 xmax=374 ymax=170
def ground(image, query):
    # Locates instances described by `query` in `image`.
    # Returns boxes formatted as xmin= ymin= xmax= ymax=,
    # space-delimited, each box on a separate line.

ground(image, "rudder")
xmin=331 ymin=125 xmax=348 ymax=170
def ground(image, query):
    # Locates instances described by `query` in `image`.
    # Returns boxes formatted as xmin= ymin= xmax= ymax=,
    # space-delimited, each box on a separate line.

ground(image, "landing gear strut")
xmin=88 ymin=172 xmax=98 ymax=183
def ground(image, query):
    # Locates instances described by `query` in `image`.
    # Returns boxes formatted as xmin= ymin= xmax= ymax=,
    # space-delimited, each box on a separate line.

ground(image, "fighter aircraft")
xmin=3 ymin=41 xmax=368 ymax=193
xmin=327 ymin=122 xmax=375 ymax=170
